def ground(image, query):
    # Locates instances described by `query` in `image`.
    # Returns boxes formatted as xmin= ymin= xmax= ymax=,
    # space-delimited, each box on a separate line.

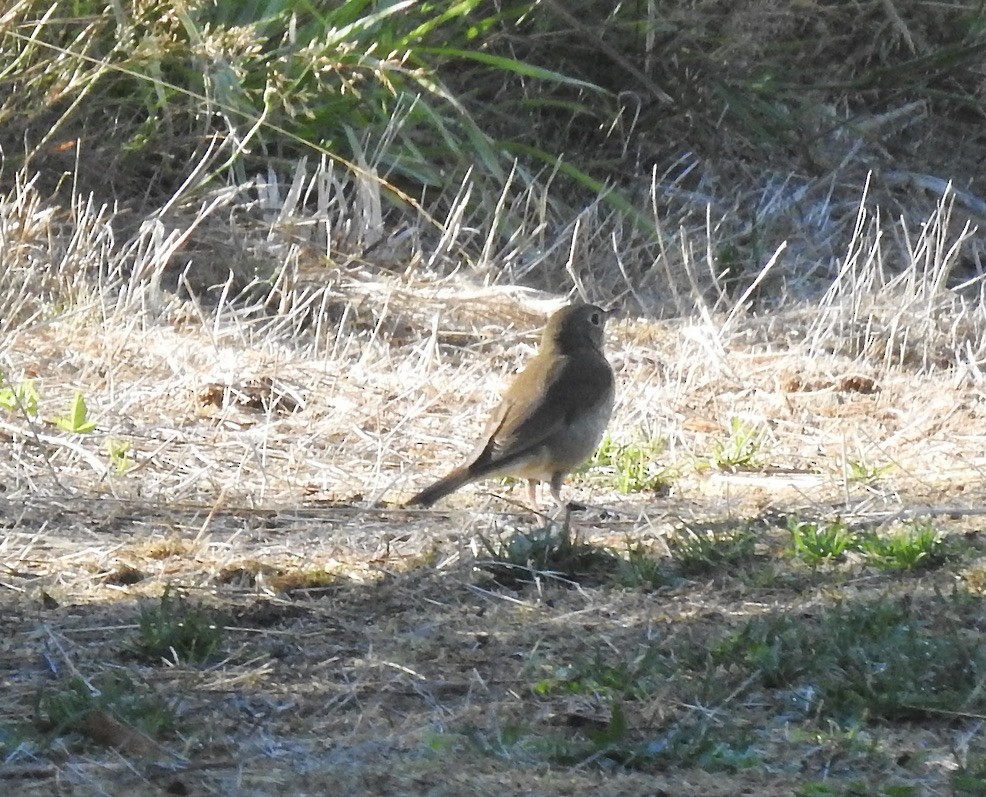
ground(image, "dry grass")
xmin=3 ymin=162 xmax=986 ymax=795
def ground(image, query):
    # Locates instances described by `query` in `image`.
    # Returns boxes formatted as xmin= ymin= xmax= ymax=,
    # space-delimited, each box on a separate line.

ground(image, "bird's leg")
xmin=526 ymin=479 xmax=539 ymax=507
xmin=549 ymin=472 xmax=579 ymax=545
xmin=549 ymin=472 xmax=565 ymax=509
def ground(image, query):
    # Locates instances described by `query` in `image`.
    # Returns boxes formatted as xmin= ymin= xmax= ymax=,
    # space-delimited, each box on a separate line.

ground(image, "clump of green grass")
xmin=706 ymin=418 xmax=767 ymax=471
xmin=0 ymin=721 xmax=31 ymax=758
xmin=546 ymin=702 xmax=634 ymax=765
xmin=612 ymin=542 xmax=675 ymax=590
xmin=787 ymin=517 xmax=856 ymax=565
xmin=667 ymin=523 xmax=758 ymax=575
xmin=953 ymin=758 xmax=986 ymax=796
xmin=787 ymin=517 xmax=948 ymax=572
xmin=584 ymin=435 xmax=673 ymax=494
xmin=507 ymin=591 xmax=981 ymax=773
xmin=712 ymin=594 xmax=983 ymax=720
xmin=532 ymin=646 xmax=669 ymax=701
xmin=135 ymin=586 xmax=226 ymax=665
xmin=458 ymin=701 xmax=757 ymax=772
xmin=460 ymin=705 xmax=642 ymax=770
xmin=788 ymin=725 xmax=886 ymax=781
xmin=458 ymin=720 xmax=540 ymax=761
xmin=0 ymin=0 xmax=617 ymax=236
xmin=477 ymin=516 xmax=620 ymax=587
xmin=858 ymin=521 xmax=945 ymax=571
xmin=461 ymin=696 xmax=758 ymax=771
xmin=33 ymin=672 xmax=174 ymax=748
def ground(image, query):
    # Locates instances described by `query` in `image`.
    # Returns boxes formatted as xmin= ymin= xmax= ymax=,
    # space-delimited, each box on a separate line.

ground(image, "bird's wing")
xmin=470 ymin=351 xmax=612 ymax=472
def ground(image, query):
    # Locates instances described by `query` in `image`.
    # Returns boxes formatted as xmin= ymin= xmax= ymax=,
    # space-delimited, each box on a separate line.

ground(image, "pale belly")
xmin=493 ymin=392 xmax=614 ymax=481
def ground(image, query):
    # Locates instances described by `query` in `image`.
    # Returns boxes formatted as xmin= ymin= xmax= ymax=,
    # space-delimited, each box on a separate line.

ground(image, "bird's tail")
xmin=405 ymin=467 xmax=473 ymax=507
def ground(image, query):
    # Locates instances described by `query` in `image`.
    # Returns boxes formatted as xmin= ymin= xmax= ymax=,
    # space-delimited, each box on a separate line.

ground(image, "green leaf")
xmin=54 ymin=391 xmax=97 ymax=434
xmin=421 ymin=46 xmax=610 ymax=93
xmin=106 ymin=438 xmax=131 ymax=475
xmin=0 ymin=378 xmax=39 ymax=417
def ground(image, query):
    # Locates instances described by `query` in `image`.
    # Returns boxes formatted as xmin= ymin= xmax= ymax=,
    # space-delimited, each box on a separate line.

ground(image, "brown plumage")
xmin=407 ymin=303 xmax=615 ymax=508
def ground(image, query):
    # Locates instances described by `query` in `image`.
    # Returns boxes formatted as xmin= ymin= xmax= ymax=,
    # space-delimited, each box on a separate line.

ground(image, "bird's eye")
xmin=590 ymin=311 xmax=602 ymax=325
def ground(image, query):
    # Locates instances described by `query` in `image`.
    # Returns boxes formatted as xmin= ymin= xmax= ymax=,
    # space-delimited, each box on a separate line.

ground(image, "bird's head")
xmin=542 ymin=303 xmax=611 ymax=354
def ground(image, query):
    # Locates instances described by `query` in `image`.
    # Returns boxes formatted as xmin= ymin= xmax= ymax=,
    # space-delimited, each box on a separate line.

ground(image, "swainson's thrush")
xmin=407 ymin=303 xmax=615 ymax=508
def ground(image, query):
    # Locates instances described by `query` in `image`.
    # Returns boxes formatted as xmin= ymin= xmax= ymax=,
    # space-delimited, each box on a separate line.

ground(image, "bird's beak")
xmin=603 ymin=289 xmax=634 ymax=318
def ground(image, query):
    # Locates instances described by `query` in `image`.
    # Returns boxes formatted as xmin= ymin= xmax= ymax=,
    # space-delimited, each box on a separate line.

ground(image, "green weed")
xmin=0 ymin=721 xmax=31 ymax=757
xmin=858 ymin=521 xmax=945 ymax=571
xmin=34 ymin=672 xmax=174 ymax=747
xmin=707 ymin=418 xmax=766 ymax=470
xmin=846 ymin=458 xmax=893 ymax=484
xmin=52 ymin=391 xmax=97 ymax=434
xmin=788 ymin=517 xmax=857 ymax=565
xmin=585 ymin=436 xmax=673 ymax=494
xmin=713 ymin=595 xmax=983 ymax=720
xmin=477 ymin=516 xmax=619 ymax=587
xmin=667 ymin=524 xmax=758 ymax=575
xmin=953 ymin=759 xmax=986 ymax=795
xmin=544 ymin=703 xmax=758 ymax=771
xmin=612 ymin=543 xmax=674 ymax=590
xmin=533 ymin=647 xmax=669 ymax=701
xmin=788 ymin=518 xmax=947 ymax=572
xmin=106 ymin=438 xmax=132 ymax=474
xmin=541 ymin=702 xmax=635 ymax=766
xmin=135 ymin=586 xmax=225 ymax=665
xmin=0 ymin=373 xmax=39 ymax=417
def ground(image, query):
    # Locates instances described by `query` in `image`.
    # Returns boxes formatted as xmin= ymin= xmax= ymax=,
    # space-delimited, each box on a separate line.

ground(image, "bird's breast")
xmin=552 ymin=385 xmax=614 ymax=467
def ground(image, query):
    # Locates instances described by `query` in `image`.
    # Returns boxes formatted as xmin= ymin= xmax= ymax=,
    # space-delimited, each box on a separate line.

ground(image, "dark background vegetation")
xmin=2 ymin=0 xmax=984 ymax=306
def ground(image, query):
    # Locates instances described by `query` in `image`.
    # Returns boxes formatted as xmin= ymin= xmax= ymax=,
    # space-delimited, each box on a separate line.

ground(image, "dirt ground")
xmin=4 ymin=287 xmax=986 ymax=796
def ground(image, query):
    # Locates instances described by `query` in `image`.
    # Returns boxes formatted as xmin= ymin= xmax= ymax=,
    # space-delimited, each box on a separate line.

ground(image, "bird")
xmin=406 ymin=302 xmax=615 ymax=509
